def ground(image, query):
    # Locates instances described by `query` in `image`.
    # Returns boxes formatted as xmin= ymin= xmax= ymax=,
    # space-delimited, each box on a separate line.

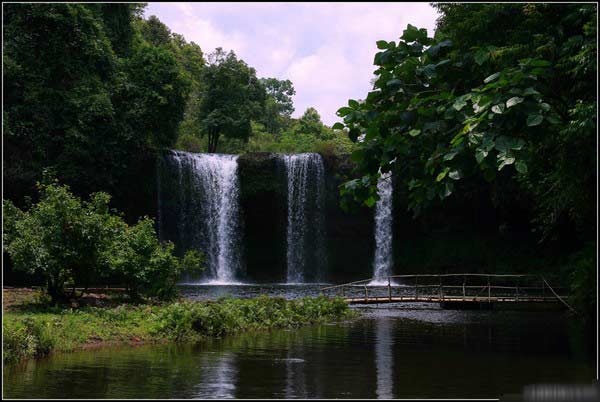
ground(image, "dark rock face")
xmin=238 ymin=153 xmax=288 ymax=282
xmin=237 ymin=152 xmax=374 ymax=283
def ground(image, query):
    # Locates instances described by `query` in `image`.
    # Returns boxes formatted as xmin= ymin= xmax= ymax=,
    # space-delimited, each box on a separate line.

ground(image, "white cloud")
xmin=144 ymin=2 xmax=440 ymax=125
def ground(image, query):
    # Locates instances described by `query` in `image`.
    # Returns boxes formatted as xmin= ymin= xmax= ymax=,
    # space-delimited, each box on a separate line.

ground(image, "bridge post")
xmin=462 ymin=276 xmax=466 ymax=301
xmin=516 ymin=278 xmax=519 ymax=301
xmin=415 ymin=276 xmax=419 ymax=301
xmin=542 ymin=279 xmax=545 ymax=300
xmin=388 ymin=277 xmax=391 ymax=301
xmin=439 ymin=276 xmax=443 ymax=301
xmin=487 ymin=276 xmax=491 ymax=302
xmin=364 ymin=285 xmax=368 ymax=302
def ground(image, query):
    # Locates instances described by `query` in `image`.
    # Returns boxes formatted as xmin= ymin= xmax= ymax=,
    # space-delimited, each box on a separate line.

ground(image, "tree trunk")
xmin=207 ymin=128 xmax=220 ymax=153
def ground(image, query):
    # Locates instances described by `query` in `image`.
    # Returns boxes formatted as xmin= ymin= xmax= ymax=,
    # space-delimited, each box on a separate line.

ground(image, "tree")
xmin=296 ymin=107 xmax=329 ymax=139
xmin=139 ymin=15 xmax=172 ymax=47
xmin=196 ymin=48 xmax=266 ymax=153
xmin=3 ymin=4 xmax=193 ymax=204
xmin=115 ymin=41 xmax=191 ymax=149
xmin=103 ymin=218 xmax=204 ymax=300
xmin=3 ymin=181 xmax=205 ymax=302
xmin=260 ymin=78 xmax=296 ymax=135
xmin=336 ymin=4 xmax=596 ymax=243
xmin=3 ymin=181 xmax=119 ymax=303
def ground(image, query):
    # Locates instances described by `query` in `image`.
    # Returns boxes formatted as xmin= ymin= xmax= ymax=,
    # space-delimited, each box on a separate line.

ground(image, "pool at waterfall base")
xmin=3 ymin=285 xmax=595 ymax=399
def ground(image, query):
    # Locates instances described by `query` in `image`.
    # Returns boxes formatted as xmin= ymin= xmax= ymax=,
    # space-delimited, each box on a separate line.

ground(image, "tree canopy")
xmin=195 ymin=48 xmax=267 ymax=153
xmin=336 ymin=3 xmax=596 ymax=243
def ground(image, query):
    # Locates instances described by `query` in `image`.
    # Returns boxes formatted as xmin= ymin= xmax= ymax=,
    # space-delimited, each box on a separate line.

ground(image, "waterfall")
xmin=160 ymin=150 xmax=243 ymax=284
xmin=371 ymin=172 xmax=393 ymax=284
xmin=283 ymin=153 xmax=326 ymax=283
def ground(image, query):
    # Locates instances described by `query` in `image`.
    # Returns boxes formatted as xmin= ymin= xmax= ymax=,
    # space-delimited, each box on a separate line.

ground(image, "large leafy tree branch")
xmin=336 ymin=4 xmax=596 ymax=241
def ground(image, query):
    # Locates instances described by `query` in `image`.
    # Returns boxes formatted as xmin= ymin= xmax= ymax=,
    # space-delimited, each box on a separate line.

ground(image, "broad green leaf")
xmin=483 ymin=72 xmax=501 ymax=83
xmin=506 ymin=96 xmax=524 ymax=108
xmin=365 ymin=197 xmax=376 ymax=207
xmin=376 ymin=40 xmax=388 ymax=49
xmin=539 ymin=102 xmax=551 ymax=112
xmin=515 ymin=161 xmax=528 ymax=174
xmin=348 ymin=99 xmax=359 ymax=108
xmin=332 ymin=122 xmax=344 ymax=130
xmin=526 ymin=114 xmax=543 ymax=126
xmin=491 ymin=104 xmax=506 ymax=114
xmin=409 ymin=129 xmax=421 ymax=137
xmin=443 ymin=182 xmax=454 ymax=197
xmin=436 ymin=167 xmax=450 ymax=182
xmin=443 ymin=150 xmax=459 ymax=161
xmin=452 ymin=97 xmax=467 ymax=111
xmin=522 ymin=87 xmax=540 ymax=96
xmin=474 ymin=50 xmax=489 ymax=65
xmin=401 ymin=24 xmax=427 ymax=42
xmin=475 ymin=149 xmax=488 ymax=163
xmin=337 ymin=107 xmax=353 ymax=117
xmin=448 ymin=169 xmax=462 ymax=180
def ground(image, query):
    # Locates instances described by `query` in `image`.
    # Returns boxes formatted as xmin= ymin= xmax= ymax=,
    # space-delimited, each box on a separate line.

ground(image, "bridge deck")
xmin=343 ymin=295 xmax=566 ymax=305
xmin=321 ymin=273 xmax=576 ymax=312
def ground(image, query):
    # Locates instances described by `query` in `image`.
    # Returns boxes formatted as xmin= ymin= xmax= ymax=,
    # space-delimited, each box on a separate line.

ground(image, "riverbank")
xmin=3 ymin=288 xmax=356 ymax=364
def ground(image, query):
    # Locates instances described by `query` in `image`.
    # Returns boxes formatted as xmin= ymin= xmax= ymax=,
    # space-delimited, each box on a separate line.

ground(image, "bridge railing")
xmin=320 ymin=274 xmax=573 ymax=310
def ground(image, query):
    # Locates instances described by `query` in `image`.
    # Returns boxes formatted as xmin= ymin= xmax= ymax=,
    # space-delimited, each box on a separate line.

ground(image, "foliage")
xmin=564 ymin=242 xmax=596 ymax=322
xmin=3 ymin=181 xmax=119 ymax=303
xmin=3 ymin=4 xmax=196 ymax=203
xmin=152 ymin=295 xmax=354 ymax=341
xmin=3 ymin=181 xmax=205 ymax=302
xmin=3 ymin=317 xmax=55 ymax=364
xmin=195 ymin=48 xmax=267 ymax=152
xmin=336 ymin=4 xmax=596 ymax=243
xmin=259 ymin=77 xmax=296 ymax=135
xmin=3 ymin=295 xmax=354 ymax=363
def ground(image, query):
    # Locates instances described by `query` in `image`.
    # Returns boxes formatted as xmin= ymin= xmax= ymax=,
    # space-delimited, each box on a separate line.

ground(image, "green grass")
xmin=3 ymin=295 xmax=356 ymax=364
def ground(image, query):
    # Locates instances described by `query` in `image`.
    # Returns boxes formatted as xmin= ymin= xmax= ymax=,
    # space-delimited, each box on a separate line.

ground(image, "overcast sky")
xmin=144 ymin=2 xmax=440 ymax=126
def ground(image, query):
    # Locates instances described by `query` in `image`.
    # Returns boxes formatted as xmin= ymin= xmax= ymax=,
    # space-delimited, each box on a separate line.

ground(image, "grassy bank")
xmin=3 ymin=289 xmax=356 ymax=364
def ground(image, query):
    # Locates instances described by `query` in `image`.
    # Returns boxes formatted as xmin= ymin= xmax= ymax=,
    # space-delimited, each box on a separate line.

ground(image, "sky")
xmin=144 ymin=2 xmax=440 ymax=126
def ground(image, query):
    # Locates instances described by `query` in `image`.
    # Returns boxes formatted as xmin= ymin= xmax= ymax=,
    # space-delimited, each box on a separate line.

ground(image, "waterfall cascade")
xmin=159 ymin=150 xmax=243 ymax=283
xmin=283 ymin=153 xmax=326 ymax=283
xmin=371 ymin=172 xmax=393 ymax=284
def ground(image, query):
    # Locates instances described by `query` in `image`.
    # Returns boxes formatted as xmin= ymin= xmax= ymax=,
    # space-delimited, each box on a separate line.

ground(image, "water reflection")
xmin=3 ymin=309 xmax=595 ymax=399
xmin=193 ymin=352 xmax=237 ymax=399
xmin=284 ymin=348 xmax=307 ymax=398
xmin=375 ymin=318 xmax=394 ymax=399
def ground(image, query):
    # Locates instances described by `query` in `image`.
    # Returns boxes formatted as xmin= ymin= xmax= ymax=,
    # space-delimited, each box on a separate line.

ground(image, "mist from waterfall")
xmin=371 ymin=171 xmax=393 ymax=284
xmin=160 ymin=150 xmax=243 ymax=284
xmin=283 ymin=153 xmax=326 ymax=283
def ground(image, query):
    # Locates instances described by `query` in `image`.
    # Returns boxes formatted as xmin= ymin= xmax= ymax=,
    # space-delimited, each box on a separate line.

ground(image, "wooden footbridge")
xmin=320 ymin=274 xmax=576 ymax=312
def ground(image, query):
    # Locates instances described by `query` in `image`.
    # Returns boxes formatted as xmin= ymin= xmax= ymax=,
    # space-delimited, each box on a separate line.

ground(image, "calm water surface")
xmin=3 ymin=285 xmax=595 ymax=399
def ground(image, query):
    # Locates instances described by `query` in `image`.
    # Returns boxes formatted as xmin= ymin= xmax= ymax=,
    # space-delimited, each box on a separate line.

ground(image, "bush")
xmin=3 ymin=318 xmax=54 ymax=363
xmin=3 ymin=181 xmax=205 ymax=303
xmin=152 ymin=295 xmax=354 ymax=340
xmin=3 ymin=181 xmax=119 ymax=303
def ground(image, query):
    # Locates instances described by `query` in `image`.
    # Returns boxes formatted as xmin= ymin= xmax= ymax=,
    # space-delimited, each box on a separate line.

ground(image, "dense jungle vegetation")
xmin=2 ymin=3 xmax=597 ymax=321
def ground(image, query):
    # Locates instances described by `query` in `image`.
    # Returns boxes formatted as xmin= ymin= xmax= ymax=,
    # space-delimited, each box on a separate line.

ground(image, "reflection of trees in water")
xmin=375 ymin=318 xmax=394 ymax=399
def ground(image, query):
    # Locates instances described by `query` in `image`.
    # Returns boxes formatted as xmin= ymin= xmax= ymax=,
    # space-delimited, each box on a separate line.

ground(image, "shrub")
xmin=3 ymin=318 xmax=54 ymax=363
xmin=3 ymin=181 xmax=119 ymax=303
xmin=3 ymin=181 xmax=206 ymax=303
